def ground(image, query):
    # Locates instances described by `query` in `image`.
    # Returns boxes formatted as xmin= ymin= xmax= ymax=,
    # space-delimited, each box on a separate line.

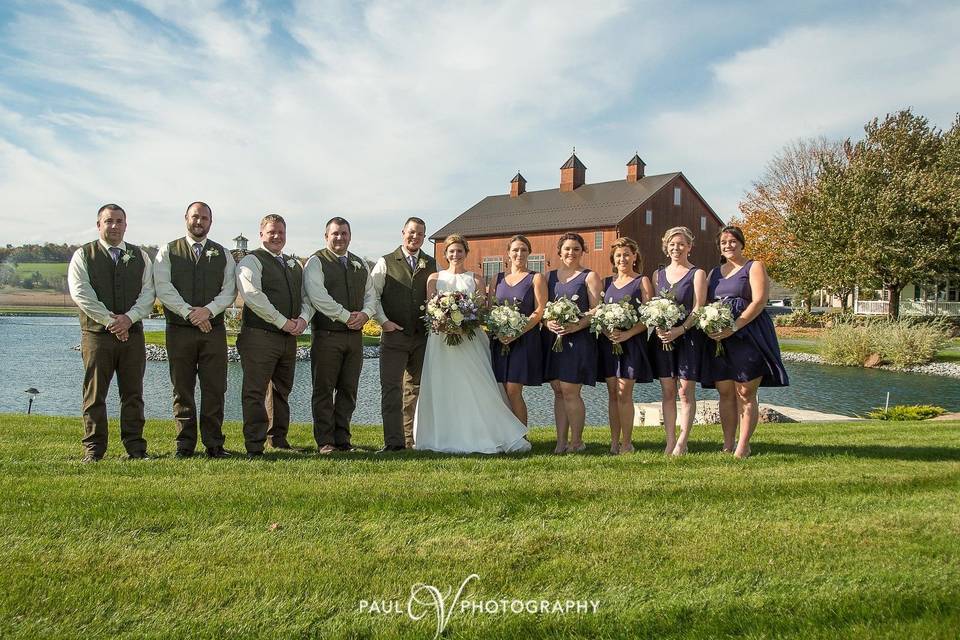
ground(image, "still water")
xmin=2 ymin=316 xmax=958 ymax=423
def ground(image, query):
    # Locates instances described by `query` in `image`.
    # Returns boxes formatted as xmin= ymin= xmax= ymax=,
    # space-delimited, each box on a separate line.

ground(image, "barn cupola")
xmin=560 ymin=150 xmax=586 ymax=192
xmin=626 ymin=153 xmax=646 ymax=182
xmin=510 ymin=172 xmax=527 ymax=198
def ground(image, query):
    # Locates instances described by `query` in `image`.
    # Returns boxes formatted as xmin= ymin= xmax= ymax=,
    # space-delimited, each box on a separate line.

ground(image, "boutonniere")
xmin=205 ymin=248 xmax=220 ymax=262
xmin=351 ymin=259 xmax=363 ymax=270
xmin=121 ymin=249 xmax=134 ymax=264
xmin=417 ymin=258 xmax=426 ymax=270
xmin=286 ymin=258 xmax=297 ymax=269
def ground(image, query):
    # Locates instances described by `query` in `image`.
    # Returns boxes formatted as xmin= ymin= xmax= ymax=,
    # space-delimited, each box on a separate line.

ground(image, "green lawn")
xmin=13 ymin=262 xmax=68 ymax=278
xmin=144 ymin=330 xmax=379 ymax=347
xmin=1 ymin=415 xmax=959 ymax=638
xmin=0 ymin=305 xmax=76 ymax=316
xmin=780 ymin=335 xmax=960 ymax=362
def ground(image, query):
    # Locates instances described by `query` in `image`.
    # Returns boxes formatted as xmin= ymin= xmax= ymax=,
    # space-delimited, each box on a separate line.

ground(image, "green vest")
xmin=379 ymin=248 xmax=436 ymax=336
xmin=79 ymin=241 xmax=146 ymax=334
xmin=241 ymin=249 xmax=304 ymax=334
xmin=163 ymin=237 xmax=228 ymax=327
xmin=310 ymin=248 xmax=368 ymax=332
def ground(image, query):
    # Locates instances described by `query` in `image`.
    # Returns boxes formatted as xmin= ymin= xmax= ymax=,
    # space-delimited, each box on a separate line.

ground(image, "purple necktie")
xmin=109 ymin=247 xmax=121 ymax=264
xmin=193 ymin=243 xmax=203 ymax=261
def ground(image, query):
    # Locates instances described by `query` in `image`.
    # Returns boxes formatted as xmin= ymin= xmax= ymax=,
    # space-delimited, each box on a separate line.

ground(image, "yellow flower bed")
xmin=362 ymin=318 xmax=382 ymax=337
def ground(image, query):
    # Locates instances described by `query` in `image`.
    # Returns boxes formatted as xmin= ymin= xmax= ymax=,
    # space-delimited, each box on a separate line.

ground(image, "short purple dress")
xmin=543 ymin=269 xmax=597 ymax=386
xmin=597 ymin=276 xmax=653 ymax=382
xmin=490 ymin=271 xmax=543 ymax=385
xmin=648 ymin=267 xmax=704 ymax=381
xmin=700 ymin=261 xmax=789 ymax=388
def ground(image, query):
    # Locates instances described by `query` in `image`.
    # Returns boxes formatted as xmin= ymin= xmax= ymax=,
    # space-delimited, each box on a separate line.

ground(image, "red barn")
xmin=430 ymin=152 xmax=725 ymax=284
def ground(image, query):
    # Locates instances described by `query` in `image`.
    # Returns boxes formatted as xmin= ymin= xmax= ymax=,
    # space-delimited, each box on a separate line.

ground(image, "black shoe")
xmin=126 ymin=452 xmax=150 ymax=460
xmin=207 ymin=447 xmax=232 ymax=459
xmin=335 ymin=444 xmax=354 ymax=452
xmin=376 ymin=445 xmax=405 ymax=453
xmin=174 ymin=449 xmax=194 ymax=459
xmin=246 ymin=451 xmax=264 ymax=459
xmin=82 ymin=454 xmax=102 ymax=464
xmin=270 ymin=441 xmax=293 ymax=450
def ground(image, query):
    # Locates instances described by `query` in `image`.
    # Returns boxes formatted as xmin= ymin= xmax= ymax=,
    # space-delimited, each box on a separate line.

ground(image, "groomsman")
xmin=304 ymin=217 xmax=377 ymax=453
xmin=370 ymin=217 xmax=437 ymax=452
xmin=153 ymin=202 xmax=236 ymax=459
xmin=236 ymin=214 xmax=313 ymax=457
xmin=68 ymin=204 xmax=156 ymax=462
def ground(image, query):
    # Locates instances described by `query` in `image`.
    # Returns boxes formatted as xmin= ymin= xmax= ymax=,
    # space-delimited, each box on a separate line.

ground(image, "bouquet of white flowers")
xmin=589 ymin=297 xmax=641 ymax=355
xmin=691 ymin=299 xmax=735 ymax=355
xmin=640 ymin=291 xmax=686 ymax=351
xmin=542 ymin=296 xmax=582 ymax=352
xmin=486 ymin=298 xmax=529 ymax=355
xmin=421 ymin=290 xmax=483 ymax=346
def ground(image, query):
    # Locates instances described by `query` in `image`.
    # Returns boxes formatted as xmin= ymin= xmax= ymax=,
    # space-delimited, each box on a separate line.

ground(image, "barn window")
xmin=673 ymin=187 xmax=682 ymax=206
xmin=594 ymin=231 xmax=603 ymax=249
xmin=700 ymin=215 xmax=707 ymax=231
xmin=482 ymin=256 xmax=502 ymax=281
xmin=645 ymin=210 xmax=653 ymax=226
xmin=527 ymin=254 xmax=545 ymax=273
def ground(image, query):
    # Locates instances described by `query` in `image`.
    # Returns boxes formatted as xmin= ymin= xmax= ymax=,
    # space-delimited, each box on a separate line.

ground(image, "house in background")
xmin=854 ymin=282 xmax=960 ymax=316
xmin=430 ymin=152 xmax=725 ymax=283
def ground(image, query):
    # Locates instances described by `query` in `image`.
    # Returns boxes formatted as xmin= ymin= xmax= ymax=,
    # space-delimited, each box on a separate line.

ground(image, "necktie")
xmin=339 ymin=255 xmax=349 ymax=269
xmin=407 ymin=254 xmax=416 ymax=271
xmin=109 ymin=247 xmax=121 ymax=264
xmin=276 ymin=255 xmax=286 ymax=268
xmin=193 ymin=243 xmax=203 ymax=262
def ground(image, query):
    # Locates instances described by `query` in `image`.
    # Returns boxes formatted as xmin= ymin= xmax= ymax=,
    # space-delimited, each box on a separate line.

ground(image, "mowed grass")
xmin=13 ymin=262 xmax=68 ymax=278
xmin=779 ymin=335 xmax=960 ymax=362
xmin=1 ymin=416 xmax=959 ymax=639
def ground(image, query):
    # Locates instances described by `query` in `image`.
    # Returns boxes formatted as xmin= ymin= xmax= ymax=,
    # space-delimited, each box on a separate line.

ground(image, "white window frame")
xmin=482 ymin=256 xmax=503 ymax=281
xmin=645 ymin=209 xmax=653 ymax=225
xmin=700 ymin=215 xmax=707 ymax=231
xmin=594 ymin=231 xmax=603 ymax=250
xmin=673 ymin=187 xmax=682 ymax=206
xmin=527 ymin=253 xmax=545 ymax=274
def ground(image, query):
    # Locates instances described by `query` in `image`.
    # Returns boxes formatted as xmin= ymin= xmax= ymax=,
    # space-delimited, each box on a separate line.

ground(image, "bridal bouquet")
xmin=422 ymin=290 xmax=483 ymax=346
xmin=691 ymin=299 xmax=735 ymax=356
xmin=486 ymin=299 xmax=529 ymax=355
xmin=590 ymin=297 xmax=641 ymax=356
xmin=542 ymin=296 xmax=582 ymax=352
xmin=640 ymin=291 xmax=685 ymax=351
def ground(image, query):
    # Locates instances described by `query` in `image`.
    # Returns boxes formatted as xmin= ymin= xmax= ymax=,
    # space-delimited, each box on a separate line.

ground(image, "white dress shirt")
xmin=236 ymin=247 xmax=313 ymax=329
xmin=370 ymin=247 xmax=426 ymax=324
xmin=67 ymin=239 xmax=156 ymax=327
xmin=303 ymin=251 xmax=377 ymax=324
xmin=153 ymin=237 xmax=237 ymax=319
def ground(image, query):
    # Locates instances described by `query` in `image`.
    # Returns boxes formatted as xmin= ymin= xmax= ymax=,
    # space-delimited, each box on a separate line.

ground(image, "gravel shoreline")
xmin=780 ymin=351 xmax=960 ymax=378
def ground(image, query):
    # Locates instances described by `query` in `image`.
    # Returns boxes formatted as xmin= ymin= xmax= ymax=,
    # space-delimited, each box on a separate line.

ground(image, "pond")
xmin=2 ymin=316 xmax=958 ymax=425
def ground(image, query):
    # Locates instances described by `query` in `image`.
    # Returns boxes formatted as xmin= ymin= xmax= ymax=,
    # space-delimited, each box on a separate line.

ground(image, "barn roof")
xmin=432 ymin=172 xmax=689 ymax=239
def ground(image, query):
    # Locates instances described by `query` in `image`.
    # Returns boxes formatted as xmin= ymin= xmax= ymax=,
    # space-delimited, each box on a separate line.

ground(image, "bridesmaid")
xmin=701 ymin=225 xmax=789 ymax=459
xmin=649 ymin=226 xmax=707 ymax=456
xmin=543 ymin=233 xmax=602 ymax=454
xmin=490 ymin=235 xmax=547 ymax=425
xmin=597 ymin=238 xmax=654 ymax=455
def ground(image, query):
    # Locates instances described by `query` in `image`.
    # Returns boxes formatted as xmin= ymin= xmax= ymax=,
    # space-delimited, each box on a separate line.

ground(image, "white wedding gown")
xmin=414 ymin=271 xmax=532 ymax=454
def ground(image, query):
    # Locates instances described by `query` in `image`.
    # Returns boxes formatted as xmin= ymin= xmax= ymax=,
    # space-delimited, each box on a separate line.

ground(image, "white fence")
xmin=855 ymin=300 xmax=960 ymax=316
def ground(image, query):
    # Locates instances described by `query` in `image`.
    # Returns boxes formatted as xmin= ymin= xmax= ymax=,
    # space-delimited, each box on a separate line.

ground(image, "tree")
xmin=815 ymin=109 xmax=960 ymax=318
xmin=734 ymin=137 xmax=849 ymax=307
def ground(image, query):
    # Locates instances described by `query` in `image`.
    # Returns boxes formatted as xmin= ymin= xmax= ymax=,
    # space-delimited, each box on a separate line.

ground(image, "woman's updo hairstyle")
xmin=443 ymin=233 xmax=469 ymax=255
xmin=556 ymin=232 xmax=586 ymax=255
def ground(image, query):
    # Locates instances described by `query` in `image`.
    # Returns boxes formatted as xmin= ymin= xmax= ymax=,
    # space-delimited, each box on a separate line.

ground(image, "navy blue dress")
xmin=490 ymin=271 xmax=544 ymax=386
xmin=543 ymin=269 xmax=597 ymax=386
xmin=597 ymin=276 xmax=653 ymax=382
xmin=648 ymin=267 xmax=704 ymax=381
xmin=700 ymin=260 xmax=790 ymax=388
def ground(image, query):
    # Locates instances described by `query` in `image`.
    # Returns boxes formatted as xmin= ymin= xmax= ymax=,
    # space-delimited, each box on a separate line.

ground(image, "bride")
xmin=414 ymin=234 xmax=532 ymax=454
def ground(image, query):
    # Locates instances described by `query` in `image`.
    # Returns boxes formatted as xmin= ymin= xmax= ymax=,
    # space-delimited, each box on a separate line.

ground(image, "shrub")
xmin=774 ymin=308 xmax=825 ymax=328
xmin=819 ymin=318 xmax=950 ymax=368
xmin=224 ymin=307 xmax=242 ymax=333
xmin=866 ymin=405 xmax=946 ymax=420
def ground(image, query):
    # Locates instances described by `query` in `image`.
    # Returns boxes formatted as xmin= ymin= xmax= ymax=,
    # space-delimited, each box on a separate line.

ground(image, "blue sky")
xmin=2 ymin=0 xmax=959 ymax=259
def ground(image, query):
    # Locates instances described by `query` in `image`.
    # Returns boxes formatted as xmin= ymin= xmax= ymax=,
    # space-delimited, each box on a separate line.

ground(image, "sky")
xmin=1 ymin=0 xmax=959 ymax=260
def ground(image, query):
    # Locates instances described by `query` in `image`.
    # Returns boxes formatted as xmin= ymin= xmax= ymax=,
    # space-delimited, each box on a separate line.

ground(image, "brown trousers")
xmin=310 ymin=329 xmax=363 ymax=448
xmin=80 ymin=330 xmax=147 ymax=457
xmin=166 ymin=323 xmax=227 ymax=453
xmin=379 ymin=330 xmax=427 ymax=448
xmin=237 ymin=327 xmax=297 ymax=452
